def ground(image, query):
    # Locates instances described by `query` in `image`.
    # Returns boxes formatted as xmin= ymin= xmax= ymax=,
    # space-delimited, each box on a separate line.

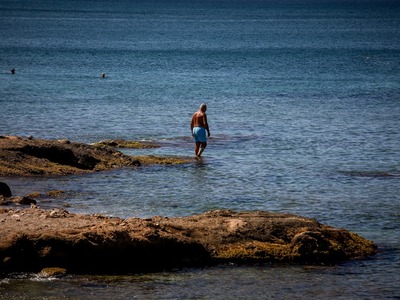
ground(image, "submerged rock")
xmin=93 ymin=139 xmax=160 ymax=149
xmin=0 ymin=184 xmax=37 ymax=207
xmin=0 ymin=208 xmax=376 ymax=275
xmin=9 ymin=196 xmax=37 ymax=205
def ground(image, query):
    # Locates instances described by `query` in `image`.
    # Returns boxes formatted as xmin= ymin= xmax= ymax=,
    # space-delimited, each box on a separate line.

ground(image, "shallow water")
xmin=1 ymin=0 xmax=399 ymax=298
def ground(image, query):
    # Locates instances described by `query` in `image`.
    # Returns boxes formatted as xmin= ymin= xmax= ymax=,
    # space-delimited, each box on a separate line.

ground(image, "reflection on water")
xmin=1 ymin=258 xmax=399 ymax=299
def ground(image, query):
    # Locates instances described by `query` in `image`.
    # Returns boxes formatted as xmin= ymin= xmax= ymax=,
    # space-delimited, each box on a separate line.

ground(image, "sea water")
xmin=0 ymin=0 xmax=399 ymax=298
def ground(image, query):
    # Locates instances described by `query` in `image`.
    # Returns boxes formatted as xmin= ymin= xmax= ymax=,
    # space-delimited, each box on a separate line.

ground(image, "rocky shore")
xmin=0 ymin=135 xmax=191 ymax=176
xmin=0 ymin=208 xmax=376 ymax=275
xmin=0 ymin=136 xmax=377 ymax=275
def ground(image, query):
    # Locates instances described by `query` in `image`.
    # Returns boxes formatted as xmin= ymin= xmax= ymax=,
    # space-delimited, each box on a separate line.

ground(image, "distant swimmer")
xmin=10 ymin=68 xmax=15 ymax=74
xmin=190 ymin=103 xmax=210 ymax=158
xmin=101 ymin=73 xmax=105 ymax=78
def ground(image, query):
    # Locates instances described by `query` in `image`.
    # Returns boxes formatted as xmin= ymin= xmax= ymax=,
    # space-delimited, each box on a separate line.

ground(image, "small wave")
xmin=340 ymin=171 xmax=400 ymax=178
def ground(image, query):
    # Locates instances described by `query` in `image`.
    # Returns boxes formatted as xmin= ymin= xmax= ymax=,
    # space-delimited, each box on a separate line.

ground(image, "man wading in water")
xmin=190 ymin=103 xmax=210 ymax=158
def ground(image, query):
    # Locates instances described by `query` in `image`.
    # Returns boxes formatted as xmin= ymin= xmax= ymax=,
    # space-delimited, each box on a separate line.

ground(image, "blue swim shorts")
xmin=192 ymin=127 xmax=207 ymax=143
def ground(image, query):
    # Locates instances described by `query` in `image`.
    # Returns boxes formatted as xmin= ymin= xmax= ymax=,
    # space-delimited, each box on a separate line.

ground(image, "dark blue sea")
xmin=1 ymin=0 xmax=399 ymax=298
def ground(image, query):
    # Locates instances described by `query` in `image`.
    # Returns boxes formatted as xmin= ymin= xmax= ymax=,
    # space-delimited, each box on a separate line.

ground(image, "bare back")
xmin=191 ymin=111 xmax=207 ymax=128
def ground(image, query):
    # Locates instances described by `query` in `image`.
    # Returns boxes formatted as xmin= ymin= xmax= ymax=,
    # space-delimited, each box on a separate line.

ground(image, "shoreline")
xmin=0 ymin=135 xmax=192 ymax=177
xmin=0 ymin=136 xmax=377 ymax=276
xmin=0 ymin=208 xmax=377 ymax=276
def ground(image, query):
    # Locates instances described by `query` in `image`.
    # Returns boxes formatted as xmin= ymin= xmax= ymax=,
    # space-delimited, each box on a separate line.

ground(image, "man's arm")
xmin=190 ymin=113 xmax=195 ymax=133
xmin=204 ymin=114 xmax=210 ymax=137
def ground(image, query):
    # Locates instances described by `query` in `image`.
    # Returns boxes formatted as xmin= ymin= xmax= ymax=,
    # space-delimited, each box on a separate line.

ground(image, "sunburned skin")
xmin=191 ymin=111 xmax=208 ymax=129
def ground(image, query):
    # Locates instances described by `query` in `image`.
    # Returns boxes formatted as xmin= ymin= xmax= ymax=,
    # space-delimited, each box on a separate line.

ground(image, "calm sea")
xmin=1 ymin=0 xmax=399 ymax=298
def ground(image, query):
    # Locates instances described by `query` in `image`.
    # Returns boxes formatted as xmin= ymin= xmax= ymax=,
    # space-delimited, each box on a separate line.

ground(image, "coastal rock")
xmin=0 ymin=208 xmax=377 ymax=275
xmin=9 ymin=196 xmax=37 ymax=206
xmin=0 ymin=183 xmax=37 ymax=206
xmin=0 ymin=196 xmax=8 ymax=206
xmin=93 ymin=139 xmax=160 ymax=149
xmin=0 ymin=136 xmax=191 ymax=176
xmin=0 ymin=182 xmax=12 ymax=197
xmin=38 ymin=267 xmax=67 ymax=278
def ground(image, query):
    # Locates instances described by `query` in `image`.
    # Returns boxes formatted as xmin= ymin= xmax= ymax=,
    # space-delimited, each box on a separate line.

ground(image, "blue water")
xmin=1 ymin=0 xmax=400 ymax=298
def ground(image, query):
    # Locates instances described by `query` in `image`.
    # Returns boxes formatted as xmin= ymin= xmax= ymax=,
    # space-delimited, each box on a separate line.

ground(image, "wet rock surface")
xmin=0 ymin=208 xmax=377 ymax=275
xmin=0 ymin=136 xmax=378 ymax=275
xmin=0 ymin=136 xmax=191 ymax=176
xmin=93 ymin=139 xmax=161 ymax=149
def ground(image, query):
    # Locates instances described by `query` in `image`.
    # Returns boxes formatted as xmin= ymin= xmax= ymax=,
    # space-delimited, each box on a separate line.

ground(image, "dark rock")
xmin=0 ymin=182 xmax=11 ymax=197
xmin=9 ymin=196 xmax=37 ymax=205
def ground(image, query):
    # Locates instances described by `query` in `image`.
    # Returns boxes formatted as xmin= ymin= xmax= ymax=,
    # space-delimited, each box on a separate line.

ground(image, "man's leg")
xmin=195 ymin=142 xmax=200 ymax=157
xmin=197 ymin=142 xmax=207 ymax=157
